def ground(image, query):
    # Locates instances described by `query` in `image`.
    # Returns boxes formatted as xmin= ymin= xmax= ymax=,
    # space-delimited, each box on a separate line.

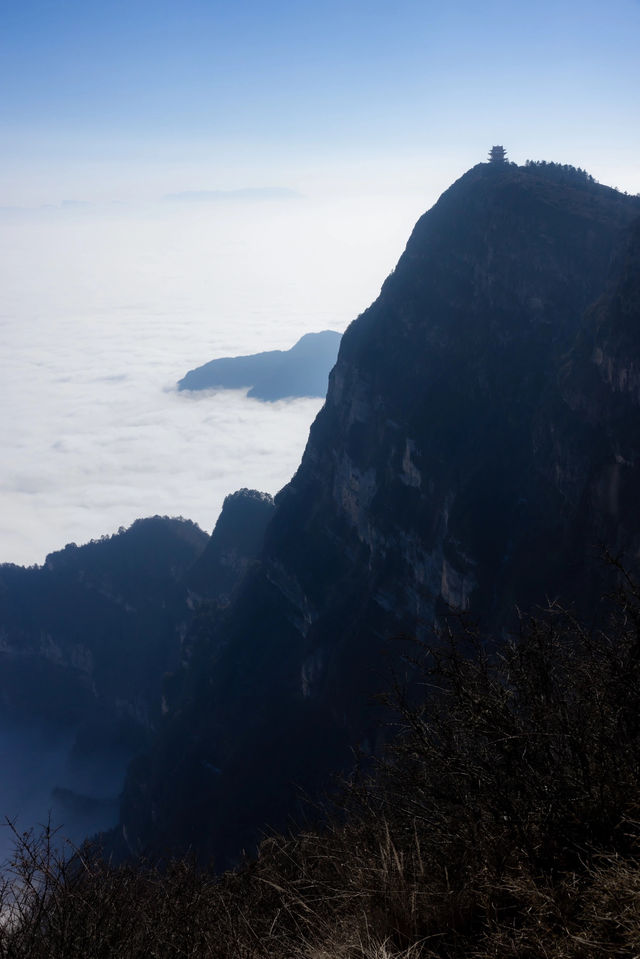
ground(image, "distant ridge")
xmin=163 ymin=187 xmax=301 ymax=203
xmin=178 ymin=330 xmax=342 ymax=401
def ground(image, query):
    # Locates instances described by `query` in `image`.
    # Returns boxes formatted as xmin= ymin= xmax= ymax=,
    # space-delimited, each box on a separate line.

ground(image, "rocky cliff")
xmin=187 ymin=489 xmax=275 ymax=602
xmin=117 ymin=161 xmax=640 ymax=864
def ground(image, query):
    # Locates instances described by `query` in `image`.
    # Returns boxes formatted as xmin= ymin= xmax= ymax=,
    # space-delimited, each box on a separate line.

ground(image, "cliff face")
xmin=286 ymin=164 xmax=639 ymax=631
xmin=539 ymin=217 xmax=640 ymax=565
xmin=120 ymin=163 xmax=640 ymax=865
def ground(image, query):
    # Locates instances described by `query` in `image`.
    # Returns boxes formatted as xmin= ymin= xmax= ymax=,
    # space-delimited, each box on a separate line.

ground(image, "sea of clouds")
xmin=0 ymin=193 xmax=420 ymax=567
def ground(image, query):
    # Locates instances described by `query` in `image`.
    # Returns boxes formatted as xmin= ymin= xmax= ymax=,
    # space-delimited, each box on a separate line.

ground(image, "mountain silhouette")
xmin=178 ymin=330 xmax=341 ymax=401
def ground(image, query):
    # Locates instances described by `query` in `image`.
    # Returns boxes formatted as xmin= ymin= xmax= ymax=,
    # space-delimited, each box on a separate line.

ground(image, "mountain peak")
xmin=118 ymin=162 xmax=640 ymax=865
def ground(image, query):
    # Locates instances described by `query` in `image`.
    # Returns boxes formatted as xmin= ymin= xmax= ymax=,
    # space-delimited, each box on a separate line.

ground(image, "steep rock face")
xmin=120 ymin=163 xmax=640 ymax=865
xmin=535 ymin=216 xmax=640 ymax=570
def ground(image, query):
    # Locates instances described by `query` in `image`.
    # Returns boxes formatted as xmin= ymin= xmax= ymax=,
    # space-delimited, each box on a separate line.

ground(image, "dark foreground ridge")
xmin=3 ymin=582 xmax=640 ymax=957
xmin=178 ymin=329 xmax=342 ymax=400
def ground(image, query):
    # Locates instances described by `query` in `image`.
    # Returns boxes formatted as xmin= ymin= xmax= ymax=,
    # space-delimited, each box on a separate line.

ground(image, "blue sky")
xmin=2 ymin=0 xmax=639 ymax=203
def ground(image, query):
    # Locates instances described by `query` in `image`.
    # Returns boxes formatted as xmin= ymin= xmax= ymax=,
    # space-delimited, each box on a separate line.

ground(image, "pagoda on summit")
xmin=488 ymin=145 xmax=507 ymax=163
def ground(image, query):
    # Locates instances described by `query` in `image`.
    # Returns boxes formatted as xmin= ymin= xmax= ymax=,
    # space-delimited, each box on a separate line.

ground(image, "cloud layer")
xmin=0 ymin=194 xmax=419 ymax=566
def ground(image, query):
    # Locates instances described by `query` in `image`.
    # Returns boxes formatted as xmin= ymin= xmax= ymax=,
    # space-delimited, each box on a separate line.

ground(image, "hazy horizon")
xmin=3 ymin=0 xmax=640 ymax=211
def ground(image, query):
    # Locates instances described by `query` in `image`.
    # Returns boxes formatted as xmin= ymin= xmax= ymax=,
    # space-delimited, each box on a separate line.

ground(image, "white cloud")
xmin=0 ymin=193 xmax=420 ymax=566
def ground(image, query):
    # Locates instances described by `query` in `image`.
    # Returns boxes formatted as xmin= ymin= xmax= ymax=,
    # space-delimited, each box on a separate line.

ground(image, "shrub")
xmin=2 ymin=573 xmax=640 ymax=956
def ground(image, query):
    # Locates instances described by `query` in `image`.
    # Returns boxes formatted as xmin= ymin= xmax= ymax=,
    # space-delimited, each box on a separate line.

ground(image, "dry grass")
xmin=2 ymin=578 xmax=640 ymax=957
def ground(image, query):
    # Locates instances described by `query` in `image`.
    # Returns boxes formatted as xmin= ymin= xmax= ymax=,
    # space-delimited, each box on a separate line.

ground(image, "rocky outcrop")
xmin=187 ymin=489 xmax=275 ymax=604
xmin=120 ymin=162 xmax=640 ymax=866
